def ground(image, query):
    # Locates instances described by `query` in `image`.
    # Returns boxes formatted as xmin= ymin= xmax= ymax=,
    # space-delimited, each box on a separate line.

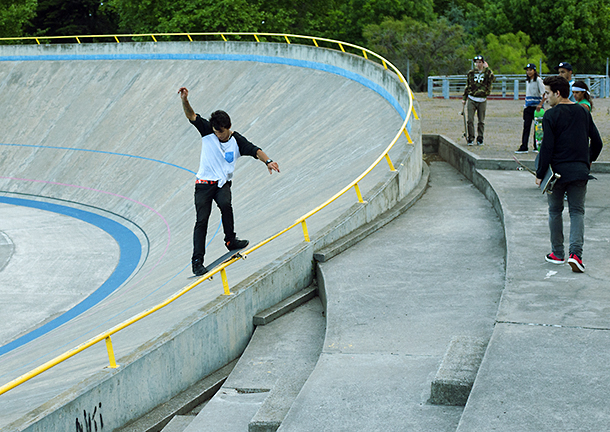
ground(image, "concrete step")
xmin=182 ymin=294 xmax=325 ymax=432
xmin=160 ymin=415 xmax=195 ymax=432
xmin=115 ymin=361 xmax=235 ymax=432
xmin=429 ymin=336 xmax=488 ymax=406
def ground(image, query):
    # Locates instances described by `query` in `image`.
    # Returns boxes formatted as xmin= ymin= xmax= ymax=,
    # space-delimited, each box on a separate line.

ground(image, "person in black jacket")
xmin=536 ymin=76 xmax=603 ymax=273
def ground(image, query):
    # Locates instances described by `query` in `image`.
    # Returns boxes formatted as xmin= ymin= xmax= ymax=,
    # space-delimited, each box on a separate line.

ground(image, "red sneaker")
xmin=545 ymin=253 xmax=565 ymax=264
xmin=568 ymin=254 xmax=585 ymax=273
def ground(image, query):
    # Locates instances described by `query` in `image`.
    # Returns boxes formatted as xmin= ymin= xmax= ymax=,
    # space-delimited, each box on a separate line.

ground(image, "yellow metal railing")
xmin=0 ymin=32 xmax=419 ymax=396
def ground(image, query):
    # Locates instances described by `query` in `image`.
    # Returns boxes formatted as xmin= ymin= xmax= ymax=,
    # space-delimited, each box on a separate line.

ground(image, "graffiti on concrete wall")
xmin=75 ymin=402 xmax=103 ymax=432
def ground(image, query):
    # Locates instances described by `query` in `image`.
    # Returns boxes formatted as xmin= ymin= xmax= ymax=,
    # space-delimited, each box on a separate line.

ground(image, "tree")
xmin=484 ymin=31 xmax=548 ymax=74
xmin=109 ymin=0 xmax=264 ymax=34
xmin=466 ymin=0 xmax=610 ymax=73
xmin=364 ymin=16 xmax=469 ymax=91
xmin=0 ymin=0 xmax=37 ymax=38
xmin=26 ymin=0 xmax=118 ymax=37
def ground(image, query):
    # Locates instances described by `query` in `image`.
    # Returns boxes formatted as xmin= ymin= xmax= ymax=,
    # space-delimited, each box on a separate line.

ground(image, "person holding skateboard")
xmin=516 ymin=63 xmax=545 ymax=154
xmin=536 ymin=76 xmax=603 ymax=273
xmin=462 ymin=55 xmax=495 ymax=146
xmin=178 ymin=87 xmax=280 ymax=276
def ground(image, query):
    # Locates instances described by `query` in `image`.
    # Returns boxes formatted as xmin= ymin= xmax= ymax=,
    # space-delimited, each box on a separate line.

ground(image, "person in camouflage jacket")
xmin=462 ymin=55 xmax=495 ymax=145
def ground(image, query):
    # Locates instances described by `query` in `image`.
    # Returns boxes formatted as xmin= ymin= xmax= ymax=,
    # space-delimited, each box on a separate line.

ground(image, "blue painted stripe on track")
xmin=0 ymin=52 xmax=412 ymax=129
xmin=0 ymin=143 xmax=197 ymax=175
xmin=0 ymin=196 xmax=142 ymax=356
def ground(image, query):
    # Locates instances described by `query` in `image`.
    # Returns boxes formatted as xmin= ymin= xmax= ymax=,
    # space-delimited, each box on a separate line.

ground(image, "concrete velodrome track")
xmin=0 ymin=41 xmax=421 ymax=429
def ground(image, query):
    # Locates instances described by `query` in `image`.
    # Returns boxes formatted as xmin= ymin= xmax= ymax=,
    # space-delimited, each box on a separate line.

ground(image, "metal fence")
xmin=428 ymin=74 xmax=610 ymax=99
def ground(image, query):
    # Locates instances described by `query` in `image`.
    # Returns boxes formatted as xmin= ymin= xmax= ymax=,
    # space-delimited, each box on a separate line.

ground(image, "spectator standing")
xmin=555 ymin=62 xmax=576 ymax=102
xmin=462 ymin=55 xmax=495 ymax=146
xmin=516 ymin=63 xmax=546 ymax=153
xmin=572 ymin=81 xmax=593 ymax=112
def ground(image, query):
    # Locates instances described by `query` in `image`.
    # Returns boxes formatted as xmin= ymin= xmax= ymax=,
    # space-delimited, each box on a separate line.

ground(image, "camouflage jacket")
xmin=463 ymin=67 xmax=495 ymax=100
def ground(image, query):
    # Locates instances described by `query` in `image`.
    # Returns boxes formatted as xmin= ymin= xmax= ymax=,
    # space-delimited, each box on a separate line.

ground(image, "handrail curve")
xmin=0 ymin=31 xmax=418 ymax=396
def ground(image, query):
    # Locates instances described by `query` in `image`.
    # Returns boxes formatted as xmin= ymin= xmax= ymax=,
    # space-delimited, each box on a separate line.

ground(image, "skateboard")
xmin=460 ymin=109 xmax=468 ymax=143
xmin=188 ymin=242 xmax=249 ymax=279
xmin=533 ymin=108 xmax=544 ymax=151
xmin=513 ymin=155 xmax=561 ymax=194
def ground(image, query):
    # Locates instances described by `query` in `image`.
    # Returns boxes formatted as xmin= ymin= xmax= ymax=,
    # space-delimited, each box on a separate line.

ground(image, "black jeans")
xmin=521 ymin=106 xmax=536 ymax=149
xmin=192 ymin=181 xmax=235 ymax=263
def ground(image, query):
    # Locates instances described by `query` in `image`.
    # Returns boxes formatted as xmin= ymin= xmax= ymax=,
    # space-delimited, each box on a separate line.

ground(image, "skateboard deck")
xmin=460 ymin=109 xmax=468 ymax=143
xmin=513 ymin=156 xmax=561 ymax=194
xmin=533 ymin=108 xmax=544 ymax=151
xmin=188 ymin=242 xmax=249 ymax=279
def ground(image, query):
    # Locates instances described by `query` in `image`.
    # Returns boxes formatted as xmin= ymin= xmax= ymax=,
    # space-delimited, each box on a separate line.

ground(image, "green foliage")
xmin=109 ymin=0 xmax=264 ymax=34
xmin=26 ymin=0 xmax=118 ymax=37
xmin=466 ymin=0 xmax=610 ymax=73
xmin=484 ymin=32 xmax=548 ymax=74
xmin=364 ymin=16 xmax=469 ymax=90
xmin=0 ymin=0 xmax=37 ymax=38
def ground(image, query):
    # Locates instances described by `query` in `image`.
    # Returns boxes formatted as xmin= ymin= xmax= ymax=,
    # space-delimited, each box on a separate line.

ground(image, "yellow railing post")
xmin=105 ymin=336 xmax=118 ymax=369
xmin=312 ymin=39 xmax=319 ymax=47
xmin=187 ymin=34 xmax=193 ymax=42
xmin=151 ymin=34 xmax=157 ymax=42
xmin=385 ymin=154 xmax=396 ymax=171
xmin=35 ymin=38 xmax=40 ymax=44
xmin=338 ymin=43 xmax=345 ymax=52
xmin=362 ymin=50 xmax=368 ymax=59
xmin=403 ymin=127 xmax=413 ymax=144
xmin=354 ymin=183 xmax=364 ymax=203
xmin=221 ymin=269 xmax=231 ymax=295
xmin=301 ymin=220 xmax=310 ymax=242
xmin=76 ymin=37 xmax=81 ymax=44
xmin=221 ymin=34 xmax=227 ymax=41
xmin=114 ymin=35 xmax=120 ymax=43
xmin=254 ymin=34 xmax=260 ymax=42
xmin=284 ymin=35 xmax=291 ymax=44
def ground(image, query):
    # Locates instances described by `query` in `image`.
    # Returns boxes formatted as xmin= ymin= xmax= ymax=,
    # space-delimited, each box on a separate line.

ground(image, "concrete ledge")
xmin=115 ymin=360 xmax=237 ymax=432
xmin=253 ymin=286 xmax=318 ymax=326
xmin=430 ymin=336 xmax=487 ymax=406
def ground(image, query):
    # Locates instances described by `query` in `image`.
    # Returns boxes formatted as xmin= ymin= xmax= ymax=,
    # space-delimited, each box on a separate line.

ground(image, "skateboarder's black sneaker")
xmin=545 ymin=253 xmax=565 ymax=264
xmin=192 ymin=259 xmax=207 ymax=276
xmin=568 ymin=254 xmax=585 ymax=273
xmin=226 ymin=238 xmax=248 ymax=251
xmin=515 ymin=147 xmax=528 ymax=154
xmin=476 ymin=139 xmax=484 ymax=146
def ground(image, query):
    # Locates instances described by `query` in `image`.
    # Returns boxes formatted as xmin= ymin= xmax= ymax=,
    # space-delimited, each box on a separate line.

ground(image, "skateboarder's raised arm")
xmin=178 ymin=87 xmax=197 ymax=121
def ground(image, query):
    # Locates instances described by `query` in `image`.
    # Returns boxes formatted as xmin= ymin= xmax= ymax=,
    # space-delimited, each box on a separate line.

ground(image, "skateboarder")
xmin=179 ymin=87 xmax=280 ymax=276
xmin=462 ymin=55 xmax=495 ymax=146
xmin=516 ymin=63 xmax=545 ymax=154
xmin=536 ymin=76 xmax=603 ymax=273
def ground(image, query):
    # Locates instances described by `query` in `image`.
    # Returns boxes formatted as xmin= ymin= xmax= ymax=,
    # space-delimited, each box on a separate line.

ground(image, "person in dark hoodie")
xmin=536 ymin=76 xmax=603 ymax=273
xmin=462 ymin=55 xmax=495 ymax=146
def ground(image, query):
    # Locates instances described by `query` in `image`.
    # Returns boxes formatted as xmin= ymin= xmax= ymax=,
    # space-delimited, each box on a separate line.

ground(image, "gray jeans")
xmin=466 ymin=98 xmax=487 ymax=143
xmin=547 ymin=179 xmax=588 ymax=259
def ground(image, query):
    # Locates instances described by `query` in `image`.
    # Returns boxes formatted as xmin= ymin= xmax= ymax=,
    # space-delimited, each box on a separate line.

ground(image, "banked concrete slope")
xmin=0 ymin=41 xmax=421 ymax=430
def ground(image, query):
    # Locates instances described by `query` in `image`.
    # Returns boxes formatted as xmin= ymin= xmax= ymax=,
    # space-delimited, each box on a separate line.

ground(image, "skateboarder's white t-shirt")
xmin=197 ymin=134 xmax=241 ymax=188
xmin=190 ymin=114 xmax=260 ymax=188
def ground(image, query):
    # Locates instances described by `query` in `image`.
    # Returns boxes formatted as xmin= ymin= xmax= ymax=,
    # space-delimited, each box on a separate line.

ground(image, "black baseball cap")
xmin=554 ymin=62 xmax=573 ymax=71
xmin=524 ymin=63 xmax=536 ymax=70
